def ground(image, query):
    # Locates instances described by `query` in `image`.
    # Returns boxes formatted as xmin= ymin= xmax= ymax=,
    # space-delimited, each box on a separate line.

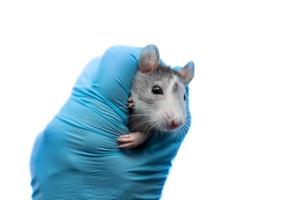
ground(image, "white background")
xmin=0 ymin=0 xmax=300 ymax=199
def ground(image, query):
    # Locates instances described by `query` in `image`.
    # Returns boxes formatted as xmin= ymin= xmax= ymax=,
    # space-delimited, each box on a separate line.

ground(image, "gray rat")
xmin=118 ymin=44 xmax=194 ymax=149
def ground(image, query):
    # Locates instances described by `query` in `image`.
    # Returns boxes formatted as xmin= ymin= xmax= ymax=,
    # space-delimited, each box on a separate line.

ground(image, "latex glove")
xmin=30 ymin=46 xmax=192 ymax=200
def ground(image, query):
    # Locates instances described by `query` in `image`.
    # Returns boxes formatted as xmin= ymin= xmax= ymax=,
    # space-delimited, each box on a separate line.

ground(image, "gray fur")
xmin=132 ymin=66 xmax=180 ymax=103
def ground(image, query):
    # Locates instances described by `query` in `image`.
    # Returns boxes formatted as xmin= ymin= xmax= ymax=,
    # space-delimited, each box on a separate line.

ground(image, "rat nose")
xmin=169 ymin=119 xmax=183 ymax=129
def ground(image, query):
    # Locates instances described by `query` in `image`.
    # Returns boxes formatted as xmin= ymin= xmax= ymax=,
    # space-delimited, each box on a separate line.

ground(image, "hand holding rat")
xmin=30 ymin=45 xmax=194 ymax=199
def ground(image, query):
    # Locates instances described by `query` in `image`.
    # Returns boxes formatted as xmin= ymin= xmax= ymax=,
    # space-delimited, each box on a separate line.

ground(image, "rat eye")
xmin=152 ymin=85 xmax=163 ymax=95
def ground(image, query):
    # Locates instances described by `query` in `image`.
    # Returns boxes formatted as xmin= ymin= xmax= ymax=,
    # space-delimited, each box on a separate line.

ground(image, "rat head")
xmin=130 ymin=45 xmax=194 ymax=133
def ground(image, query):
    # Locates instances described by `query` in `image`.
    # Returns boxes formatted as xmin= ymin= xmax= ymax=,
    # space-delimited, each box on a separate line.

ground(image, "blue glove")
xmin=30 ymin=46 xmax=192 ymax=200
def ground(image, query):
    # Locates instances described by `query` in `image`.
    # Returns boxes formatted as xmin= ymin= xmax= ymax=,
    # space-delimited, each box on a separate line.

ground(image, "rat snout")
xmin=169 ymin=119 xmax=183 ymax=129
xmin=163 ymin=111 xmax=184 ymax=130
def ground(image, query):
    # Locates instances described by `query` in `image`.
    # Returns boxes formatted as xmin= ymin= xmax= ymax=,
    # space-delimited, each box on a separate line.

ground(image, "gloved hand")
xmin=30 ymin=46 xmax=192 ymax=200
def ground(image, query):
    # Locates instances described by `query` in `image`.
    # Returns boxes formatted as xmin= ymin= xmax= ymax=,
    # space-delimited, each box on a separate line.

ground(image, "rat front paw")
xmin=118 ymin=132 xmax=147 ymax=149
xmin=128 ymin=97 xmax=135 ymax=109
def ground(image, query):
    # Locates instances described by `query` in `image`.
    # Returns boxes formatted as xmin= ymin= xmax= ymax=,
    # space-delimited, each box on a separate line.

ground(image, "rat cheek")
xmin=151 ymin=104 xmax=167 ymax=128
xmin=147 ymin=111 xmax=162 ymax=130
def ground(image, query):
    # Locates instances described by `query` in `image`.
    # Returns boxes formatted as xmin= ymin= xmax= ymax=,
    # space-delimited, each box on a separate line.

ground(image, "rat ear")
xmin=139 ymin=44 xmax=160 ymax=73
xmin=179 ymin=61 xmax=195 ymax=85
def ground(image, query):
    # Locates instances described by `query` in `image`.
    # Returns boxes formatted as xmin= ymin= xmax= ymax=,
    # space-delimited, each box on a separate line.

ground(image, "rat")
xmin=118 ymin=44 xmax=194 ymax=149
